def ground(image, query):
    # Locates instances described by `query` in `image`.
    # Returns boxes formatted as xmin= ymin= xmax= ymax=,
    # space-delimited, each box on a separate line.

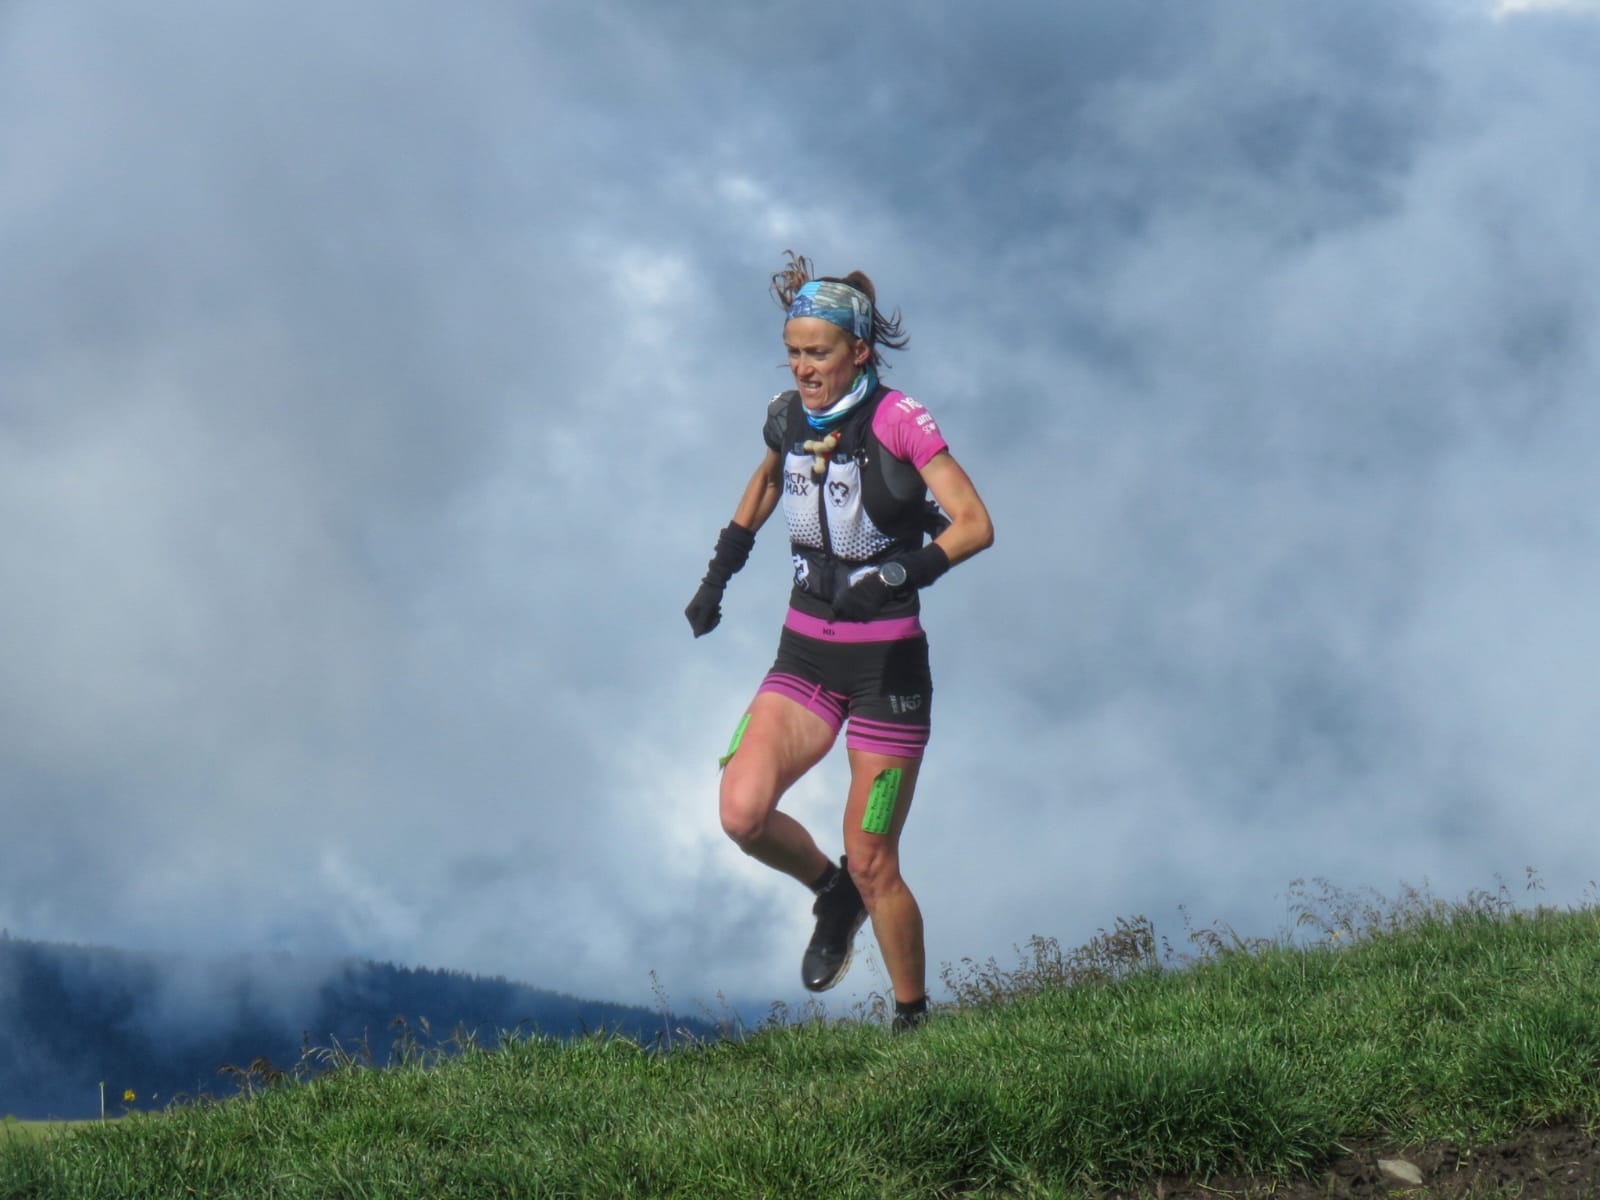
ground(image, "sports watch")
xmin=878 ymin=560 xmax=908 ymax=588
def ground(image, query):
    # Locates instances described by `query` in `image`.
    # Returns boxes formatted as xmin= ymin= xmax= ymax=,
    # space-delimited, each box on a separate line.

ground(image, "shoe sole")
xmin=803 ymin=909 xmax=868 ymax=993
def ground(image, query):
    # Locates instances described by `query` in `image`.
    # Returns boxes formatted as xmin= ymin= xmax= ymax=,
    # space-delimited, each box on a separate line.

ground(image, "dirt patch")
xmin=1145 ymin=1125 xmax=1600 ymax=1199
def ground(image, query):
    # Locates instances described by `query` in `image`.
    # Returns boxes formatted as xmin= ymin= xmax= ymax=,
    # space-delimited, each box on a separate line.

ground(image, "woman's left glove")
xmin=685 ymin=523 xmax=756 ymax=637
xmin=831 ymin=544 xmax=951 ymax=623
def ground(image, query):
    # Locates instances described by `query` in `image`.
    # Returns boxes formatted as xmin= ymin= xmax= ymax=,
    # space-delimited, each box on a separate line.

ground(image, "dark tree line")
xmin=0 ymin=937 xmax=714 ymax=1120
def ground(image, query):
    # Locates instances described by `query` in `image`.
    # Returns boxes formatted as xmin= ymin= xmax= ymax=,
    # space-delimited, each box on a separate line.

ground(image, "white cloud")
xmin=4 ymin=0 xmax=1600 ymax=1024
xmin=1493 ymin=0 xmax=1600 ymax=15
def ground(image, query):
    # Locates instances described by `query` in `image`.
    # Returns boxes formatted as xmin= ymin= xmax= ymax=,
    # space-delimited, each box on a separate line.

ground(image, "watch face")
xmin=880 ymin=561 xmax=908 ymax=588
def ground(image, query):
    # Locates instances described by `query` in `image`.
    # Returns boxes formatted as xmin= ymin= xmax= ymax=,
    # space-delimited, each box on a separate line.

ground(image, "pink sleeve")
xmin=871 ymin=392 xmax=949 ymax=471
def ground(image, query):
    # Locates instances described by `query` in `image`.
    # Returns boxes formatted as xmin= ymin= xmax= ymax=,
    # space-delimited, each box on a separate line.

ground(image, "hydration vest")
xmin=763 ymin=387 xmax=943 ymax=620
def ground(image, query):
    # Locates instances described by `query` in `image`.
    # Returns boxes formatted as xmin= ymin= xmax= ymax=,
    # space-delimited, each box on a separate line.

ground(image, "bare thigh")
xmin=719 ymin=691 xmax=838 ymax=835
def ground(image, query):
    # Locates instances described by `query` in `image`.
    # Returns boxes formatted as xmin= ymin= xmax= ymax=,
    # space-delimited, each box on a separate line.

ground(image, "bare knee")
xmin=845 ymin=843 xmax=903 ymax=908
xmin=720 ymin=781 xmax=776 ymax=853
xmin=720 ymin=807 xmax=767 ymax=853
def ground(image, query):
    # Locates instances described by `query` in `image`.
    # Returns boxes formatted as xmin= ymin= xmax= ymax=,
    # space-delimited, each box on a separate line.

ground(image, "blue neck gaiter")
xmin=803 ymin=366 xmax=878 ymax=432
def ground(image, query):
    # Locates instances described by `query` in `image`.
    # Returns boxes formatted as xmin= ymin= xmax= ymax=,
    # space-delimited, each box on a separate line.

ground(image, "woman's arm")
xmin=731 ymin=448 xmax=784 ymax=532
xmin=828 ymin=449 xmax=992 ymax=621
xmin=920 ymin=451 xmax=994 ymax=566
xmin=686 ymin=449 xmax=785 ymax=638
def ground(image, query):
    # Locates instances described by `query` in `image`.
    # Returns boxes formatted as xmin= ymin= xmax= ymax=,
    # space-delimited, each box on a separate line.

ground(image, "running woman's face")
xmin=784 ymin=317 xmax=871 ymax=411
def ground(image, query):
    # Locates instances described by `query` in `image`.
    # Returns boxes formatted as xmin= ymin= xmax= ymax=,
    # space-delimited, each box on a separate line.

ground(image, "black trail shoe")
xmin=801 ymin=858 xmax=867 ymax=992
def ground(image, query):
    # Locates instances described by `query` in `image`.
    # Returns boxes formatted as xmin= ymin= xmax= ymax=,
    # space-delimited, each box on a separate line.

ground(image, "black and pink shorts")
xmin=757 ymin=609 xmax=933 ymax=759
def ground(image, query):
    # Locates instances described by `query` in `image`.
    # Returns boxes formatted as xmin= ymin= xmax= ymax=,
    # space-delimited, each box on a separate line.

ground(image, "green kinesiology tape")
xmin=719 ymin=712 xmax=752 ymax=769
xmin=861 ymin=768 xmax=903 ymax=835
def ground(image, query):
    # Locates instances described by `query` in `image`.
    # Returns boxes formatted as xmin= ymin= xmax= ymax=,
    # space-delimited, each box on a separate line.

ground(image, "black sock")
xmin=892 ymin=996 xmax=928 ymax=1035
xmin=808 ymin=863 xmax=839 ymax=895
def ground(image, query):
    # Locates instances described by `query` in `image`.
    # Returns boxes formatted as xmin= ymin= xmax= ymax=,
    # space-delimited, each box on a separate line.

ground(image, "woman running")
xmin=685 ymin=251 xmax=993 ymax=1031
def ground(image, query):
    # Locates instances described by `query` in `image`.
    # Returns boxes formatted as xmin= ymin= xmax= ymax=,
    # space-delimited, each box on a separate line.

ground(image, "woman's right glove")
xmin=685 ymin=523 xmax=756 ymax=637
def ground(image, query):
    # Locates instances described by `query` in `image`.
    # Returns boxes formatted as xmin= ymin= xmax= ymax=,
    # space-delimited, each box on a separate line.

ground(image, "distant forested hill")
xmin=0 ymin=933 xmax=716 ymax=1119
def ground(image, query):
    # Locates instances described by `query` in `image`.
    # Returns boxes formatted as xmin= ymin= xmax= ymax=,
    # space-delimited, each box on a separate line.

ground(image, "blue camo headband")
xmin=786 ymin=280 xmax=873 ymax=341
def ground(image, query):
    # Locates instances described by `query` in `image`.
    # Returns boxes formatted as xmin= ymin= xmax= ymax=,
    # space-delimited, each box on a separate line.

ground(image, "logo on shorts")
xmin=888 ymin=694 xmax=924 ymax=715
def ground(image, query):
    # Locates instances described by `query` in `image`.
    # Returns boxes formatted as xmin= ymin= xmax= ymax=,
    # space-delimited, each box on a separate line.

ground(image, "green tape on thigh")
xmin=861 ymin=767 xmax=903 ymax=835
xmin=719 ymin=712 xmax=751 ymax=769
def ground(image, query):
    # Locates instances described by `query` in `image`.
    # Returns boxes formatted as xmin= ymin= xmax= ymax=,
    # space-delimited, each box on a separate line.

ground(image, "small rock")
xmin=1378 ymin=1157 xmax=1424 ymax=1187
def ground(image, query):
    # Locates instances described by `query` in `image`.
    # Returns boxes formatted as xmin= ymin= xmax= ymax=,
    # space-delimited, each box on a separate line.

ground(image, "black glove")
xmin=831 ymin=544 xmax=952 ymax=623
xmin=831 ymin=572 xmax=894 ymax=623
xmin=684 ymin=579 xmax=726 ymax=637
xmin=896 ymin=543 xmax=952 ymax=589
xmin=685 ymin=523 xmax=756 ymax=637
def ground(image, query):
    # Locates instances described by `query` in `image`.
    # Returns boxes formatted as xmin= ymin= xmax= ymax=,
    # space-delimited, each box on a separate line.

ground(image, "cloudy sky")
xmin=3 ymin=0 xmax=1599 ymax=1019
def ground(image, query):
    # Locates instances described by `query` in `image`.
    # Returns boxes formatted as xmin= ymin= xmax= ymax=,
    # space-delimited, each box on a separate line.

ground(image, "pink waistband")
xmin=784 ymin=608 xmax=925 ymax=644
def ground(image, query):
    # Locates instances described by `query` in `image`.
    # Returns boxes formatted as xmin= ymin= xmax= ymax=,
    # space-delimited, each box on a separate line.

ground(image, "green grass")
xmin=3 ymin=882 xmax=1599 ymax=1199
xmin=0 ymin=1122 xmax=66 ymax=1148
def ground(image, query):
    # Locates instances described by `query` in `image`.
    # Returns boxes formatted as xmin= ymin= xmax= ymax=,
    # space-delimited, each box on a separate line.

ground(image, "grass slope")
xmin=0 ymin=1123 xmax=61 ymax=1147
xmin=2 ymin=885 xmax=1598 ymax=1199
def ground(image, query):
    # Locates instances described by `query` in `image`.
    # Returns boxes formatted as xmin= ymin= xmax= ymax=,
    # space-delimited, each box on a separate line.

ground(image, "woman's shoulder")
xmin=871 ymin=389 xmax=948 ymax=469
xmin=763 ymin=390 xmax=800 ymax=451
